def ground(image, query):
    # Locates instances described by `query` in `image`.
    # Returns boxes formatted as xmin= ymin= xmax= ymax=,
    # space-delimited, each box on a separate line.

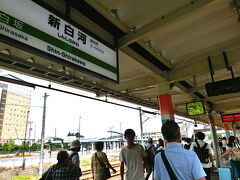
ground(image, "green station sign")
xmin=0 ymin=0 xmax=118 ymax=81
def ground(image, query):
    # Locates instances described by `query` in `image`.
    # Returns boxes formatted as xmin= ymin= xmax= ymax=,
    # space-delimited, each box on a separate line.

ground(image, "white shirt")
xmin=119 ymin=144 xmax=146 ymax=180
xmin=226 ymin=146 xmax=233 ymax=160
xmin=190 ymin=140 xmax=212 ymax=168
xmin=222 ymin=140 xmax=227 ymax=148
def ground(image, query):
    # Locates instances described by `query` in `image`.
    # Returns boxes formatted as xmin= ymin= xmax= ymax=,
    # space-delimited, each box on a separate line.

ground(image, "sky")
xmin=30 ymin=86 xmax=162 ymax=139
xmin=1 ymin=69 xmax=163 ymax=139
xmin=0 ymin=69 xmax=204 ymax=140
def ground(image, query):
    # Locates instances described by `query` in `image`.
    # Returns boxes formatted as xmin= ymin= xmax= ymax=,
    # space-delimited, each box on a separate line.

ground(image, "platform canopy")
xmin=0 ymin=0 xmax=240 ymax=127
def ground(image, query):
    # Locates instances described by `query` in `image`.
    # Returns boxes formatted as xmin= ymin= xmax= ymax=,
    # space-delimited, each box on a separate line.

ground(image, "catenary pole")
xmin=39 ymin=93 xmax=49 ymax=176
xmin=139 ymin=107 xmax=144 ymax=145
xmin=22 ymin=110 xmax=29 ymax=170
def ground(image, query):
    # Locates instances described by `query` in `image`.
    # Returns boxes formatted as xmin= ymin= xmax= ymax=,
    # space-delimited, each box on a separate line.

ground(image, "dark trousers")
xmin=230 ymin=159 xmax=240 ymax=180
xmin=145 ymin=165 xmax=153 ymax=180
xmin=204 ymin=168 xmax=211 ymax=180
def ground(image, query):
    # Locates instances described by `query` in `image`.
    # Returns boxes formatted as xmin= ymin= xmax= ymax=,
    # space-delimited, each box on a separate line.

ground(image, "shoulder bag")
xmin=95 ymin=153 xmax=111 ymax=179
xmin=161 ymin=150 xmax=178 ymax=180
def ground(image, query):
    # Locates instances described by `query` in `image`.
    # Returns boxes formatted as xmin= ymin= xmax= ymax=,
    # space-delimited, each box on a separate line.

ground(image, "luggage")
xmin=218 ymin=168 xmax=231 ymax=180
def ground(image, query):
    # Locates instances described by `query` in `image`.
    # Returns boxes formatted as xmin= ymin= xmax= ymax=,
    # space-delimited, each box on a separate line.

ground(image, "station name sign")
xmin=0 ymin=0 xmax=118 ymax=81
xmin=205 ymin=77 xmax=240 ymax=97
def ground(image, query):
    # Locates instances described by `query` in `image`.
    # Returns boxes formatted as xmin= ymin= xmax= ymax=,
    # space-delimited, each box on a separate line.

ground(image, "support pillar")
xmin=91 ymin=142 xmax=94 ymax=153
xmin=209 ymin=112 xmax=221 ymax=168
xmin=223 ymin=124 xmax=230 ymax=138
xmin=139 ymin=107 xmax=144 ymax=145
xmin=157 ymin=82 xmax=174 ymax=124
xmin=232 ymin=122 xmax=237 ymax=138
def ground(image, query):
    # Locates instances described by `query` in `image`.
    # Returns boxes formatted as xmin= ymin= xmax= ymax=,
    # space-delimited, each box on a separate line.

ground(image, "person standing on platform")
xmin=68 ymin=139 xmax=81 ymax=168
xmin=119 ymin=129 xmax=147 ymax=180
xmin=40 ymin=150 xmax=82 ymax=180
xmin=190 ymin=132 xmax=214 ymax=180
xmin=156 ymin=138 xmax=164 ymax=153
xmin=91 ymin=141 xmax=116 ymax=180
xmin=145 ymin=137 xmax=156 ymax=180
xmin=154 ymin=121 xmax=206 ymax=180
xmin=222 ymin=137 xmax=227 ymax=152
xmin=221 ymin=136 xmax=240 ymax=180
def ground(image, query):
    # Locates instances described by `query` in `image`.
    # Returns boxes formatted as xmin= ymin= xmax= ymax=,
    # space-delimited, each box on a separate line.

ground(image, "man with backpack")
xmin=145 ymin=137 xmax=156 ymax=180
xmin=68 ymin=139 xmax=81 ymax=180
xmin=190 ymin=132 xmax=214 ymax=180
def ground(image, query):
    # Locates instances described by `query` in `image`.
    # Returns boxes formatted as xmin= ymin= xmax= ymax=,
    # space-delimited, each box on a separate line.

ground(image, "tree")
xmin=2 ymin=138 xmax=16 ymax=152
xmin=67 ymin=132 xmax=75 ymax=136
xmin=7 ymin=139 xmax=15 ymax=152
xmin=75 ymin=132 xmax=80 ymax=138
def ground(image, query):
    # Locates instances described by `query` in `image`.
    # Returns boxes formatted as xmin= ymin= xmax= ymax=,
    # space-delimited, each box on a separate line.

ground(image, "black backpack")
xmin=184 ymin=143 xmax=191 ymax=150
xmin=193 ymin=141 xmax=209 ymax=163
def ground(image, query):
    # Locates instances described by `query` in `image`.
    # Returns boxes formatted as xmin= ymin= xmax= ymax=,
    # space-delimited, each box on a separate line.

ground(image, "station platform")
xmin=147 ymin=169 xmax=220 ymax=179
xmin=211 ymin=170 xmax=219 ymax=180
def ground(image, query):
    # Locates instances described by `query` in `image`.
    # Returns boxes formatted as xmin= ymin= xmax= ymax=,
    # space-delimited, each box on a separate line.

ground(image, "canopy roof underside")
xmin=1 ymin=0 xmax=240 ymax=127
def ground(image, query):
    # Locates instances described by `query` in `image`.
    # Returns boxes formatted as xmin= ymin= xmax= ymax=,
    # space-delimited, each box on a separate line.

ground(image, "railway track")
xmin=81 ymin=163 xmax=121 ymax=180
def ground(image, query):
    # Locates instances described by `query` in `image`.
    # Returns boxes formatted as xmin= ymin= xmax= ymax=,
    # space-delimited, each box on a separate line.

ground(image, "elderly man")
xmin=68 ymin=139 xmax=81 ymax=167
xmin=40 ymin=150 xmax=82 ymax=180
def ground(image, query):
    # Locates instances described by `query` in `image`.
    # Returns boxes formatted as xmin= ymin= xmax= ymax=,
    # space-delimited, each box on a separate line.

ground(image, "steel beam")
xmin=214 ymin=100 xmax=240 ymax=111
xmin=84 ymin=0 xmax=129 ymax=32
xmin=168 ymin=48 xmax=240 ymax=81
xmin=106 ymin=76 xmax=157 ymax=92
xmin=118 ymin=0 xmax=214 ymax=48
xmin=84 ymin=1 xmax=173 ymax=71
xmin=121 ymin=46 xmax=167 ymax=79
xmin=136 ymin=40 xmax=173 ymax=69
xmin=173 ymin=82 xmax=202 ymax=101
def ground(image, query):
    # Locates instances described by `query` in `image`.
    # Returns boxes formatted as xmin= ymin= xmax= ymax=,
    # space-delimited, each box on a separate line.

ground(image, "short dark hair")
xmin=228 ymin=136 xmax=236 ymax=147
xmin=196 ymin=132 xmax=205 ymax=140
xmin=147 ymin=137 xmax=153 ymax=143
xmin=57 ymin=150 xmax=68 ymax=163
xmin=161 ymin=121 xmax=180 ymax=142
xmin=185 ymin=138 xmax=192 ymax=143
xmin=95 ymin=141 xmax=104 ymax=151
xmin=158 ymin=138 xmax=164 ymax=147
xmin=124 ymin=129 xmax=135 ymax=138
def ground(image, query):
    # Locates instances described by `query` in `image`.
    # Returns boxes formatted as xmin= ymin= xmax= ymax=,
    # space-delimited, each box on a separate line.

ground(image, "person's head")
xmin=57 ymin=150 xmax=69 ymax=164
xmin=158 ymin=138 xmax=164 ymax=147
xmin=161 ymin=121 xmax=181 ymax=142
xmin=95 ymin=141 xmax=104 ymax=151
xmin=147 ymin=137 xmax=153 ymax=144
xmin=222 ymin=137 xmax=227 ymax=140
xmin=227 ymin=136 xmax=236 ymax=147
xmin=70 ymin=139 xmax=81 ymax=152
xmin=124 ymin=129 xmax=135 ymax=143
xmin=196 ymin=132 xmax=205 ymax=140
xmin=185 ymin=138 xmax=192 ymax=144
xmin=229 ymin=136 xmax=235 ymax=143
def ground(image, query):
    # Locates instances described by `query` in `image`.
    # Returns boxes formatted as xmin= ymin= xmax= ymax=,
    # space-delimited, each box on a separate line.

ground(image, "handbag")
xmin=161 ymin=150 xmax=178 ymax=180
xmin=231 ymin=148 xmax=240 ymax=161
xmin=95 ymin=153 xmax=111 ymax=179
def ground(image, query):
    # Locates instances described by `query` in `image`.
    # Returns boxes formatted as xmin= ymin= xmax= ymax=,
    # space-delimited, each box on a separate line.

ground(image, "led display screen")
xmin=186 ymin=101 xmax=205 ymax=116
xmin=222 ymin=114 xmax=240 ymax=122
